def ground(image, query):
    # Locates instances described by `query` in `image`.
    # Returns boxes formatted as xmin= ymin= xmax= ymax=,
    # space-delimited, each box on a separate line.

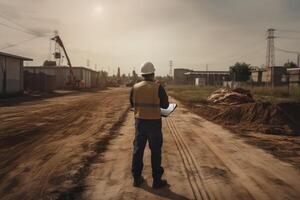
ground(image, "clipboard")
xmin=161 ymin=103 xmax=177 ymax=117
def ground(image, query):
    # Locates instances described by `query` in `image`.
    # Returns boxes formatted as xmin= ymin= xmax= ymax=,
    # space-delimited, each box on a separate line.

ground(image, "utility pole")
xmin=266 ymin=28 xmax=276 ymax=88
xmin=169 ymin=60 xmax=173 ymax=77
xmin=206 ymin=64 xmax=208 ymax=86
xmin=297 ymin=53 xmax=300 ymax=68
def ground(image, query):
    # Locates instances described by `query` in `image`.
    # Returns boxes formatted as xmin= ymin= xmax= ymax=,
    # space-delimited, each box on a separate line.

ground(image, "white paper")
xmin=161 ymin=103 xmax=177 ymax=117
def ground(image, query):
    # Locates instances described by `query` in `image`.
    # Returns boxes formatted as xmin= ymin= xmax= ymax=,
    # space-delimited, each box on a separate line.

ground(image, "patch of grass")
xmin=246 ymin=86 xmax=300 ymax=103
xmin=167 ymin=85 xmax=219 ymax=103
xmin=289 ymin=87 xmax=300 ymax=100
xmin=167 ymin=85 xmax=300 ymax=104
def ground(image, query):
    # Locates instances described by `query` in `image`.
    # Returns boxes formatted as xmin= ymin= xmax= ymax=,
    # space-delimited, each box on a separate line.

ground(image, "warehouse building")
xmin=24 ymin=66 xmax=101 ymax=91
xmin=185 ymin=71 xmax=230 ymax=86
xmin=174 ymin=68 xmax=230 ymax=86
xmin=0 ymin=52 xmax=32 ymax=96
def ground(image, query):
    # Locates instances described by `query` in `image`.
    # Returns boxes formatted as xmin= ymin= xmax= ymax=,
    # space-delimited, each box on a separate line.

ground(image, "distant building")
xmin=174 ymin=68 xmax=192 ymax=84
xmin=287 ymin=68 xmax=300 ymax=87
xmin=173 ymin=68 xmax=230 ymax=86
xmin=261 ymin=66 xmax=287 ymax=86
xmin=251 ymin=68 xmax=264 ymax=83
xmin=24 ymin=66 xmax=101 ymax=90
xmin=251 ymin=66 xmax=288 ymax=86
xmin=185 ymin=71 xmax=230 ymax=86
xmin=0 ymin=52 xmax=32 ymax=96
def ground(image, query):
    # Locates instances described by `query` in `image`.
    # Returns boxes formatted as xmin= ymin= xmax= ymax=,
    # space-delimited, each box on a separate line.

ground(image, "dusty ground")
xmin=81 ymin=98 xmax=300 ymax=200
xmin=2 ymin=89 xmax=300 ymax=200
xmin=186 ymin=102 xmax=300 ymax=170
xmin=0 ymin=88 xmax=130 ymax=200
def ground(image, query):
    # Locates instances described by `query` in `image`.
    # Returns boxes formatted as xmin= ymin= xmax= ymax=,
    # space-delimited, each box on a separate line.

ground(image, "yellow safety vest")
xmin=133 ymin=81 xmax=161 ymax=119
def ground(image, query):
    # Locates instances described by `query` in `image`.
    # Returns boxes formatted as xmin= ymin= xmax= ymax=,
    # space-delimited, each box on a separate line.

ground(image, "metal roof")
xmin=185 ymin=71 xmax=229 ymax=75
xmin=287 ymin=67 xmax=300 ymax=71
xmin=25 ymin=65 xmax=98 ymax=73
xmin=0 ymin=52 xmax=33 ymax=61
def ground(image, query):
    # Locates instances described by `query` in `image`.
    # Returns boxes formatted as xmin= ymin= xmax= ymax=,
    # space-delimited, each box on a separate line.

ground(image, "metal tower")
xmin=169 ymin=60 xmax=173 ymax=77
xmin=266 ymin=28 xmax=276 ymax=68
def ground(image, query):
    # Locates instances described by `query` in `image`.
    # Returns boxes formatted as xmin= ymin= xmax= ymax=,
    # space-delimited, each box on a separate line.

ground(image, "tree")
xmin=284 ymin=61 xmax=297 ymax=68
xmin=230 ymin=62 xmax=251 ymax=82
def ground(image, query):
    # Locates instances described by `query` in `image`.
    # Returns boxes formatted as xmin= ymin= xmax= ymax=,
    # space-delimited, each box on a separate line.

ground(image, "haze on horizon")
xmin=0 ymin=0 xmax=300 ymax=75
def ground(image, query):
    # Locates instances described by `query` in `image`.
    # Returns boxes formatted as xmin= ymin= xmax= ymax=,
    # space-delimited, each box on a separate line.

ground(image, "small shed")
xmin=0 ymin=52 xmax=32 ymax=96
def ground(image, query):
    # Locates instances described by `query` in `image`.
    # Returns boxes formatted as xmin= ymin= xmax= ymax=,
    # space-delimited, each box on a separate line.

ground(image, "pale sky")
xmin=0 ymin=0 xmax=300 ymax=75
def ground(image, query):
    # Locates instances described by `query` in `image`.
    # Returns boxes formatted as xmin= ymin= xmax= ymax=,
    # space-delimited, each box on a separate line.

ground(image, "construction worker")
xmin=130 ymin=62 xmax=169 ymax=189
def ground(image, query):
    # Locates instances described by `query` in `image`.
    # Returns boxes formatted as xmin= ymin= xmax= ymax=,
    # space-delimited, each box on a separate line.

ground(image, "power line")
xmin=277 ymin=36 xmax=300 ymax=40
xmin=0 ymin=35 xmax=48 ymax=50
xmin=0 ymin=13 xmax=37 ymax=35
xmin=275 ymin=47 xmax=300 ymax=54
xmin=277 ymin=29 xmax=300 ymax=34
xmin=0 ymin=21 xmax=35 ymax=35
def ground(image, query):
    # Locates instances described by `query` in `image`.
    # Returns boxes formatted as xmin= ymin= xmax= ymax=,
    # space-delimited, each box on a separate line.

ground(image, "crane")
xmin=51 ymin=34 xmax=81 ymax=88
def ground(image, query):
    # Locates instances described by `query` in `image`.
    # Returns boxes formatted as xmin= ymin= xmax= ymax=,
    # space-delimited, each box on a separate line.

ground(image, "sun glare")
xmin=94 ymin=5 xmax=103 ymax=13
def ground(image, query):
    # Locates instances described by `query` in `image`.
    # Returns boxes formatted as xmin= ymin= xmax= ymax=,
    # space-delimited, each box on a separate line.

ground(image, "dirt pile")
xmin=207 ymin=88 xmax=254 ymax=105
xmin=214 ymin=102 xmax=300 ymax=135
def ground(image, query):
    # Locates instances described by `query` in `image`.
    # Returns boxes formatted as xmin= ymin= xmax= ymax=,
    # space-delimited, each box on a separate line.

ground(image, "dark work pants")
xmin=131 ymin=118 xmax=164 ymax=180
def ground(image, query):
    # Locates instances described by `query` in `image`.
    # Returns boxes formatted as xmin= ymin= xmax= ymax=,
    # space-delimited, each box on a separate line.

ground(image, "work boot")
xmin=133 ymin=176 xmax=144 ymax=187
xmin=152 ymin=179 xmax=168 ymax=189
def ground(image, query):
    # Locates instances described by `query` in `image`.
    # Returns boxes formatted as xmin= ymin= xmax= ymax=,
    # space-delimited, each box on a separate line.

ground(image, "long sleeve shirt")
xmin=130 ymin=85 xmax=169 ymax=109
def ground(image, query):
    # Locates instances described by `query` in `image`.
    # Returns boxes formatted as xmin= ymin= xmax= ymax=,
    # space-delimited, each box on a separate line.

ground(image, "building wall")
xmin=56 ymin=67 xmax=68 ymax=88
xmin=91 ymin=71 xmax=98 ymax=87
xmin=6 ymin=57 xmax=21 ymax=93
xmin=0 ymin=56 xmax=23 ymax=94
xmin=251 ymin=71 xmax=263 ymax=83
xmin=186 ymin=73 xmax=229 ymax=86
xmin=174 ymin=68 xmax=191 ymax=84
xmin=287 ymin=69 xmax=300 ymax=87
xmin=24 ymin=66 xmax=99 ymax=89
xmin=261 ymin=67 xmax=287 ymax=86
xmin=195 ymin=78 xmax=206 ymax=86
xmin=0 ymin=56 xmax=3 ymax=94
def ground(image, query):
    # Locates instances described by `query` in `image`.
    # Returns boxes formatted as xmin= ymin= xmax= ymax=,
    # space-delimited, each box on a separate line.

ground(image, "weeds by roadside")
xmin=166 ymin=85 xmax=218 ymax=104
xmin=167 ymin=85 xmax=300 ymax=103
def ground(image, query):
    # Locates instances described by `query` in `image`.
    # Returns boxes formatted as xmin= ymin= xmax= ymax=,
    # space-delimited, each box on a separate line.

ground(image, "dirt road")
xmin=0 ymin=88 xmax=130 ymax=200
xmin=82 ymin=98 xmax=300 ymax=200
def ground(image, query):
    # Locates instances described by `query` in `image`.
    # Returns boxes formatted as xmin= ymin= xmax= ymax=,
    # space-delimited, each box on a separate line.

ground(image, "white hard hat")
xmin=140 ymin=62 xmax=155 ymax=75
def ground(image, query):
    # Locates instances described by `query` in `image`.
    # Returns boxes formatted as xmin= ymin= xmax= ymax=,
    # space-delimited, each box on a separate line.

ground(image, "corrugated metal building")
xmin=185 ymin=71 xmax=230 ymax=86
xmin=0 ymin=52 xmax=32 ymax=96
xmin=24 ymin=66 xmax=99 ymax=89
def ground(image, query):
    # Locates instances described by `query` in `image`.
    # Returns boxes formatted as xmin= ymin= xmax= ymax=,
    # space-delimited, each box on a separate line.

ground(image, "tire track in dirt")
xmin=56 ymin=106 xmax=130 ymax=200
xmin=0 ymin=88 xmax=131 ymax=200
xmin=169 ymin=97 xmax=300 ymax=200
xmin=166 ymin=117 xmax=212 ymax=200
xmin=193 ymin=128 xmax=272 ymax=200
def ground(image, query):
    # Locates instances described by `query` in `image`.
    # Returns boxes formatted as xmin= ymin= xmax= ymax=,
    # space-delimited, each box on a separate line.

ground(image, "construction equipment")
xmin=51 ymin=34 xmax=81 ymax=88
